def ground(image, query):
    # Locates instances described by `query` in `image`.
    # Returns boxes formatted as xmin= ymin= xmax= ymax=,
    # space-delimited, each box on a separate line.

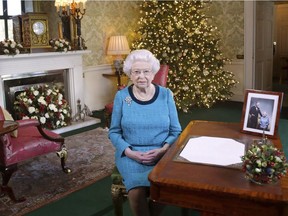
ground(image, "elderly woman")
xmin=258 ymin=111 xmax=270 ymax=131
xmin=109 ymin=49 xmax=182 ymax=216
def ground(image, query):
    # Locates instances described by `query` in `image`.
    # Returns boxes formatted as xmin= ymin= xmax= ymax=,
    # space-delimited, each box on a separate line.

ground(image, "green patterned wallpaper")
xmin=41 ymin=1 xmax=244 ymax=66
xmin=81 ymin=2 xmax=140 ymax=66
xmin=206 ymin=1 xmax=244 ymax=59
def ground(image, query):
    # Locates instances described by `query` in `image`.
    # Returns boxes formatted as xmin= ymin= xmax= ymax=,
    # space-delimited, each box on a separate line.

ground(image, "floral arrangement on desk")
xmin=241 ymin=141 xmax=288 ymax=184
xmin=49 ymin=38 xmax=72 ymax=52
xmin=0 ymin=39 xmax=23 ymax=56
xmin=14 ymin=84 xmax=71 ymax=130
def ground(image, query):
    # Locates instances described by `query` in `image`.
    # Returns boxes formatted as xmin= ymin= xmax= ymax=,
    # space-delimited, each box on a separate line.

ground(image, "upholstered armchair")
xmin=110 ymin=64 xmax=169 ymax=216
xmin=0 ymin=107 xmax=70 ymax=202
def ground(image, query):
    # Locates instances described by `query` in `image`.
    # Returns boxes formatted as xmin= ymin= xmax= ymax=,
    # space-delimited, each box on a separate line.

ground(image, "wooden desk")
xmin=149 ymin=120 xmax=288 ymax=216
xmin=0 ymin=120 xmax=18 ymax=136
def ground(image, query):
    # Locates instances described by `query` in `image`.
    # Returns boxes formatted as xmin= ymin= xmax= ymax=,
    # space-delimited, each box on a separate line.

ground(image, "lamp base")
xmin=113 ymin=59 xmax=123 ymax=75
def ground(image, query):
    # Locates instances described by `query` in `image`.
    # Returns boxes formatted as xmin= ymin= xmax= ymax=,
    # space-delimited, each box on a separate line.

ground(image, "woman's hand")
xmin=124 ymin=144 xmax=170 ymax=165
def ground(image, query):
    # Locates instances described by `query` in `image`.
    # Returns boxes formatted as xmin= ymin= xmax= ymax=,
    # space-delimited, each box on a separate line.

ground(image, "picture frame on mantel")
xmin=241 ymin=89 xmax=283 ymax=139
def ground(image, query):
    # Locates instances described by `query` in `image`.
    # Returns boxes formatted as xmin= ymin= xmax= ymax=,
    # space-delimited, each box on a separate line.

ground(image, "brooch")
xmin=124 ymin=96 xmax=132 ymax=106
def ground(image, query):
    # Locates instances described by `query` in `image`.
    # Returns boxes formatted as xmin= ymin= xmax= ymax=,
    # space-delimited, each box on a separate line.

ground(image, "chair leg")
xmin=111 ymin=184 xmax=125 ymax=216
xmin=0 ymin=164 xmax=25 ymax=202
xmin=56 ymin=146 xmax=72 ymax=173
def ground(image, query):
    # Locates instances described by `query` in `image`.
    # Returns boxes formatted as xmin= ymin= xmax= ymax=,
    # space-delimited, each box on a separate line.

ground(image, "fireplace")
xmin=2 ymin=69 xmax=69 ymax=119
xmin=0 ymin=51 xmax=89 ymax=118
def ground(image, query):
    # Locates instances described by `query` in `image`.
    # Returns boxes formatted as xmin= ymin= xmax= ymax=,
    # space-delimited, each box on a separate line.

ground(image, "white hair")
xmin=123 ymin=49 xmax=160 ymax=75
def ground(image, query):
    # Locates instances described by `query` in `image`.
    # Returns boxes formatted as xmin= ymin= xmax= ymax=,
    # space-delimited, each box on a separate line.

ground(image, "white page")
xmin=179 ymin=136 xmax=245 ymax=166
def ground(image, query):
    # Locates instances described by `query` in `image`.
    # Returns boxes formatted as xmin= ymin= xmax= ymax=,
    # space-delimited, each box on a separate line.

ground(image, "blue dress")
xmin=259 ymin=116 xmax=270 ymax=130
xmin=108 ymin=84 xmax=182 ymax=191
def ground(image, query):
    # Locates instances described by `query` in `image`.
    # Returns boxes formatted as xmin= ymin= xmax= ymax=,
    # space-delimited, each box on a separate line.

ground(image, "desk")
xmin=0 ymin=120 xmax=18 ymax=136
xmin=149 ymin=121 xmax=288 ymax=216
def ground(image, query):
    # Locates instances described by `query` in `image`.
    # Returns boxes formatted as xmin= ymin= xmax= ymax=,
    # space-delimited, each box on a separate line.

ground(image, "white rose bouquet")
xmin=14 ymin=84 xmax=71 ymax=129
xmin=49 ymin=38 xmax=72 ymax=52
xmin=0 ymin=39 xmax=23 ymax=55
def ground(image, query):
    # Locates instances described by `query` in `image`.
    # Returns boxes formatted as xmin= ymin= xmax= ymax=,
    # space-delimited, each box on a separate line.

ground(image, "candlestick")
xmin=55 ymin=0 xmax=87 ymax=50
xmin=58 ymin=22 xmax=63 ymax=39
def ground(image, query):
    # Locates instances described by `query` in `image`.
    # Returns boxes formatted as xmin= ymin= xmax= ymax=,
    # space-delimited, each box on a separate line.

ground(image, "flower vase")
xmin=249 ymin=178 xmax=263 ymax=185
xmin=245 ymin=170 xmax=280 ymax=185
xmin=249 ymin=177 xmax=279 ymax=185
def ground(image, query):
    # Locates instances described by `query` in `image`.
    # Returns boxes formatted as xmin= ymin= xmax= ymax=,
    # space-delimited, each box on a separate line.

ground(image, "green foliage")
xmin=132 ymin=0 xmax=237 ymax=112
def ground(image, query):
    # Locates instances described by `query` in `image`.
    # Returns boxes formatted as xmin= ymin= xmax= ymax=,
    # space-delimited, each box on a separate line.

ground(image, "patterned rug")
xmin=0 ymin=128 xmax=115 ymax=216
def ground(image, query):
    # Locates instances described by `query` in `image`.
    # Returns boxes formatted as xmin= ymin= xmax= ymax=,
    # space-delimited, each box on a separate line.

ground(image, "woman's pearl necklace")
xmin=133 ymin=86 xmax=155 ymax=101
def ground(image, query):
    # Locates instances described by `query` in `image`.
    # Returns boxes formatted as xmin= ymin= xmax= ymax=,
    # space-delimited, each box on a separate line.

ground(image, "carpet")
xmin=0 ymin=128 xmax=115 ymax=216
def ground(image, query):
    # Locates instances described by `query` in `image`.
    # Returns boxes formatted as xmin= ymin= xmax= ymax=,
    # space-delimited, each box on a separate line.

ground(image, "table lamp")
xmin=107 ymin=35 xmax=130 ymax=75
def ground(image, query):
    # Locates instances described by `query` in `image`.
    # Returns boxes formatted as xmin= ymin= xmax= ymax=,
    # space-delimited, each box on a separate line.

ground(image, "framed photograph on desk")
xmin=241 ymin=89 xmax=283 ymax=138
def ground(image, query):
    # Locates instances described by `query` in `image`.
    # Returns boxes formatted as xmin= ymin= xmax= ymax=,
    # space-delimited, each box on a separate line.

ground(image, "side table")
xmin=102 ymin=73 xmax=127 ymax=87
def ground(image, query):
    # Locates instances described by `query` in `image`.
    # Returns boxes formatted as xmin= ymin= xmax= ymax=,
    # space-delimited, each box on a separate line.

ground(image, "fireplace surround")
xmin=0 ymin=51 xmax=89 ymax=118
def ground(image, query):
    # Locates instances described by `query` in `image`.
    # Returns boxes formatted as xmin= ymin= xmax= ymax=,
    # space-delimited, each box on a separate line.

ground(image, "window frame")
xmin=0 ymin=0 xmax=25 ymax=39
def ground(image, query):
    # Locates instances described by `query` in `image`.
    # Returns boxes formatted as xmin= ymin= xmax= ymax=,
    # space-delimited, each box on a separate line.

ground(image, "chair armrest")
xmin=16 ymin=119 xmax=64 ymax=143
xmin=16 ymin=119 xmax=40 ymax=128
xmin=36 ymin=125 xmax=64 ymax=143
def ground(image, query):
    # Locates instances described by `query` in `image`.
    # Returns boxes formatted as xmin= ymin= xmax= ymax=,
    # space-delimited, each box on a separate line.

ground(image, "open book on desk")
xmin=174 ymin=136 xmax=247 ymax=169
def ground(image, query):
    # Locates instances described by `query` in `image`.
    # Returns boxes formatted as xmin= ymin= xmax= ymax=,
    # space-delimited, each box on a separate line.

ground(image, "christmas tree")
xmin=132 ymin=0 xmax=237 ymax=112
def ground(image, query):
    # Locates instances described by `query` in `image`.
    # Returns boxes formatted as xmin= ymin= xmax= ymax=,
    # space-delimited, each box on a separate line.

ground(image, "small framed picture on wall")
xmin=241 ymin=89 xmax=283 ymax=139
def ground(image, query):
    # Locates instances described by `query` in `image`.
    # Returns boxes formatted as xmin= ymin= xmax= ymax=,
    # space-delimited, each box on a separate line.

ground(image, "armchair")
xmin=0 ymin=107 xmax=70 ymax=202
xmin=110 ymin=64 xmax=169 ymax=216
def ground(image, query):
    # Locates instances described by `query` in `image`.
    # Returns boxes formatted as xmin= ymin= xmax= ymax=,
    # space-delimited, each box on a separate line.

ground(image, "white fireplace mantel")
xmin=0 ymin=50 xmax=91 ymax=116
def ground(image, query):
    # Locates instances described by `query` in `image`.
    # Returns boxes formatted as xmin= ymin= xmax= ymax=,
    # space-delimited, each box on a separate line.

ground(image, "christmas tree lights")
xmin=132 ymin=0 xmax=237 ymax=112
